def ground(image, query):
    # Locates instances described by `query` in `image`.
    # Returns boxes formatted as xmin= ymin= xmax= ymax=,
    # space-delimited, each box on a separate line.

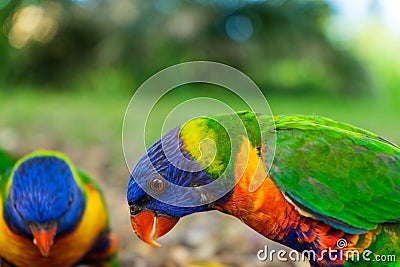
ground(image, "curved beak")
xmin=130 ymin=210 xmax=179 ymax=247
xmin=29 ymin=222 xmax=57 ymax=257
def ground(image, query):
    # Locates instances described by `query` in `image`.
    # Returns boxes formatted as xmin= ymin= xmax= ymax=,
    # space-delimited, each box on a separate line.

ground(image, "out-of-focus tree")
xmin=1 ymin=0 xmax=368 ymax=96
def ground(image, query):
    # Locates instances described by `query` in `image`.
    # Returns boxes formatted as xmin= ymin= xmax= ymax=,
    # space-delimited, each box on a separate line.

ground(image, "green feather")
xmin=0 ymin=149 xmax=15 ymax=177
xmin=269 ymin=115 xmax=400 ymax=233
xmin=180 ymin=112 xmax=400 ymax=233
xmin=180 ymin=111 xmax=273 ymax=184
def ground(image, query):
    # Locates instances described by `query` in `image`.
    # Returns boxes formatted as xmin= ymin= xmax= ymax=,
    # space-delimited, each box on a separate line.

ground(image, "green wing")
xmin=267 ymin=115 xmax=400 ymax=234
xmin=0 ymin=149 xmax=16 ymax=177
xmin=77 ymin=170 xmax=110 ymax=221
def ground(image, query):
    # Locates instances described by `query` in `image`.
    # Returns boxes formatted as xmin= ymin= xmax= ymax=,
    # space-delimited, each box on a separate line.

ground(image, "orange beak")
xmin=30 ymin=223 xmax=57 ymax=257
xmin=130 ymin=210 xmax=179 ymax=247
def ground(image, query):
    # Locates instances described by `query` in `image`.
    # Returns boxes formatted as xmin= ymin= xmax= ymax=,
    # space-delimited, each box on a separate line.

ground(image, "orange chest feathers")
xmin=215 ymin=137 xmax=301 ymax=240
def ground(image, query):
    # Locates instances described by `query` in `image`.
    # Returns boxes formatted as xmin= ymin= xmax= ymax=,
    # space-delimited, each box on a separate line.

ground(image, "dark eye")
xmin=129 ymin=205 xmax=142 ymax=216
xmin=150 ymin=177 xmax=165 ymax=192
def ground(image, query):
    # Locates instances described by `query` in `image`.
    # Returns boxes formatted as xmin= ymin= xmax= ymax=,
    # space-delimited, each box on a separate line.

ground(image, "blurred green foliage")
xmin=1 ymin=0 xmax=369 ymax=97
xmin=0 ymin=0 xmax=399 ymax=149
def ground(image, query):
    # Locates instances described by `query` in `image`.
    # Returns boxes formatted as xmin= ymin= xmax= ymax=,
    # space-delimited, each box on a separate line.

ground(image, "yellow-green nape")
xmin=6 ymin=150 xmax=84 ymax=192
xmin=180 ymin=117 xmax=231 ymax=178
xmin=178 ymin=111 xmax=268 ymax=179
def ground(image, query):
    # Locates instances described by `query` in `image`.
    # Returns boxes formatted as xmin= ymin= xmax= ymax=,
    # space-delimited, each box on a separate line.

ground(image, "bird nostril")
xmin=129 ymin=205 xmax=142 ymax=216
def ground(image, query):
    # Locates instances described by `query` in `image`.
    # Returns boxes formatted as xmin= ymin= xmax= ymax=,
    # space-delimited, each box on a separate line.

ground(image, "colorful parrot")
xmin=0 ymin=150 xmax=118 ymax=267
xmin=127 ymin=111 xmax=400 ymax=267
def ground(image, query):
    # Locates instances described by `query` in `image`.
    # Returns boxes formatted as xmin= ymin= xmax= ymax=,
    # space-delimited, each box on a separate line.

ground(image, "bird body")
xmin=127 ymin=111 xmax=400 ymax=266
xmin=0 ymin=150 xmax=117 ymax=267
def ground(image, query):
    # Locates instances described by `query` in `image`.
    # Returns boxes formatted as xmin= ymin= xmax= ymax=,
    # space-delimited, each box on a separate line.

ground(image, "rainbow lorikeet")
xmin=127 ymin=111 xmax=400 ymax=267
xmin=0 ymin=150 xmax=118 ymax=267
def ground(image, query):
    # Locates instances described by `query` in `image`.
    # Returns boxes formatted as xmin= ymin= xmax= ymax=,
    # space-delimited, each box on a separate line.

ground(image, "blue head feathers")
xmin=3 ymin=151 xmax=85 ymax=238
xmin=126 ymin=127 xmax=217 ymax=219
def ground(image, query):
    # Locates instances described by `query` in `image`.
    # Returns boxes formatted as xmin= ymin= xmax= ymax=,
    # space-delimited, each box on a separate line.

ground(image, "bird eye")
xmin=150 ymin=177 xmax=165 ymax=192
xmin=129 ymin=205 xmax=141 ymax=216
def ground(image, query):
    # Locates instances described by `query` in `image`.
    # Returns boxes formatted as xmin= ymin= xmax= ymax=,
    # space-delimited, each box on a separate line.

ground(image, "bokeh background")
xmin=0 ymin=0 xmax=399 ymax=266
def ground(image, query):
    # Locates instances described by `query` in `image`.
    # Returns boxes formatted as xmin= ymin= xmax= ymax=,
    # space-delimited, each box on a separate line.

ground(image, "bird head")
xmin=3 ymin=150 xmax=85 ymax=257
xmin=126 ymin=126 xmax=230 ymax=246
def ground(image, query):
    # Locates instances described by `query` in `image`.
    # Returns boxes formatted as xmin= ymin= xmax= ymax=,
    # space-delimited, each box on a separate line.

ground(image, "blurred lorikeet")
xmin=127 ymin=111 xmax=400 ymax=267
xmin=0 ymin=150 xmax=118 ymax=267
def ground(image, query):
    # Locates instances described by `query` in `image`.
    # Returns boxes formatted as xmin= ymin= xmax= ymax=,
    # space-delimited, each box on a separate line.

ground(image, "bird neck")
xmin=211 ymin=136 xmax=321 ymax=254
xmin=213 ymin=137 xmax=297 ymax=239
xmin=215 ymin=169 xmax=300 ymax=242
